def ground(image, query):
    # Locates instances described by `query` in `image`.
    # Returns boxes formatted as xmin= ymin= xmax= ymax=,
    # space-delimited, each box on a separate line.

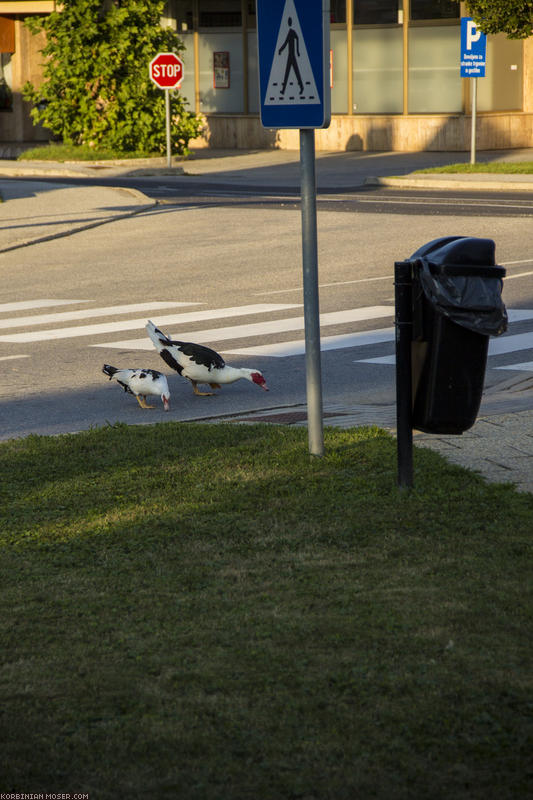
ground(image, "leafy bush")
xmin=460 ymin=0 xmax=533 ymax=39
xmin=23 ymin=0 xmax=204 ymax=154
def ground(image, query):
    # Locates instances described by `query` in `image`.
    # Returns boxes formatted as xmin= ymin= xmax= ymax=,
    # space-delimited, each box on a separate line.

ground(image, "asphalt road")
xmin=1 ymin=175 xmax=533 ymax=440
xmin=16 ymin=171 xmax=533 ymax=217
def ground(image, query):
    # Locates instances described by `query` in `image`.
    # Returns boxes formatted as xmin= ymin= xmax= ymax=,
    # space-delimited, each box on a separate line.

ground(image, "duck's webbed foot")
xmin=136 ymin=395 xmax=155 ymax=409
xmin=191 ymin=380 xmax=214 ymax=397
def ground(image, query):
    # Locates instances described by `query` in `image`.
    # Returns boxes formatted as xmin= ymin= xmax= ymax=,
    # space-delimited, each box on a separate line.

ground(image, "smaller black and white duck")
xmin=146 ymin=320 xmax=268 ymax=397
xmin=102 ymin=364 xmax=170 ymax=411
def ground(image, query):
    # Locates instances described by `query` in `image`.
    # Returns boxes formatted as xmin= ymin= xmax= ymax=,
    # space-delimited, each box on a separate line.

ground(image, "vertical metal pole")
xmin=165 ymin=88 xmax=172 ymax=168
xmin=470 ymin=76 xmax=477 ymax=165
xmin=395 ymin=261 xmax=414 ymax=489
xmin=300 ymin=128 xmax=324 ymax=457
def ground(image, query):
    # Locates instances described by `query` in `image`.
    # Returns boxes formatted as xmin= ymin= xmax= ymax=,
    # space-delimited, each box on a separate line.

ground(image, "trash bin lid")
xmin=411 ymin=237 xmax=508 ymax=337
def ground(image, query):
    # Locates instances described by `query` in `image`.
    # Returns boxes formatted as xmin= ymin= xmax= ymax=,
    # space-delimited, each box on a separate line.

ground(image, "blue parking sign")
xmin=256 ymin=0 xmax=330 ymax=129
xmin=461 ymin=17 xmax=487 ymax=77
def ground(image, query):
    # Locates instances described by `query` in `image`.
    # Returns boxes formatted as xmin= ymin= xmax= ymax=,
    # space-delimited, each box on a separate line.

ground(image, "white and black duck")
xmin=102 ymin=365 xmax=170 ymax=410
xmin=145 ymin=320 xmax=268 ymax=396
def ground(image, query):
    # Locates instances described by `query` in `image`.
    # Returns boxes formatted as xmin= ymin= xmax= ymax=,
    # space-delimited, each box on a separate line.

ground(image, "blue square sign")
xmin=461 ymin=17 xmax=487 ymax=78
xmin=256 ymin=0 xmax=331 ymax=129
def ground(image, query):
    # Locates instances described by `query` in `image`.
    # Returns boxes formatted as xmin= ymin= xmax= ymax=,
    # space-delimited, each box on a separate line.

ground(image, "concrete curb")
xmin=0 ymin=164 xmax=186 ymax=179
xmin=365 ymin=175 xmax=533 ymax=192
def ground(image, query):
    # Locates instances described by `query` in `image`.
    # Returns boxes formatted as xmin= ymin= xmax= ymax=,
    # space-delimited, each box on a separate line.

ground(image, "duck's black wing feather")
xmin=117 ymin=379 xmax=134 ymax=396
xmin=171 ymin=340 xmax=226 ymax=371
xmin=159 ymin=347 xmax=184 ymax=375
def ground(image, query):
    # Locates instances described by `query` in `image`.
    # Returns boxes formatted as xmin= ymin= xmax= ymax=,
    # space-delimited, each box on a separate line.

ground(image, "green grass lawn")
xmin=1 ymin=422 xmax=531 ymax=799
xmin=17 ymin=143 xmax=169 ymax=162
xmin=415 ymin=161 xmax=533 ymax=174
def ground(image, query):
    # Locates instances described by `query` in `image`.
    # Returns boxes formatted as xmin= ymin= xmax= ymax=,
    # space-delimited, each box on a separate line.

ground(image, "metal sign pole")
xmin=165 ymin=88 xmax=172 ymax=168
xmin=300 ymin=128 xmax=324 ymax=457
xmin=470 ymin=76 xmax=477 ymax=165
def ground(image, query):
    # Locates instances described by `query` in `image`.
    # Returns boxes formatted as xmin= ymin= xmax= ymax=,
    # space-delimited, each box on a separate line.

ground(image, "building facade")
xmin=1 ymin=0 xmax=532 ymax=151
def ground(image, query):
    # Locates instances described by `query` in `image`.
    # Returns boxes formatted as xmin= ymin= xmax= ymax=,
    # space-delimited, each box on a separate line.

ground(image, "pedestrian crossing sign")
xmin=257 ymin=0 xmax=331 ymax=129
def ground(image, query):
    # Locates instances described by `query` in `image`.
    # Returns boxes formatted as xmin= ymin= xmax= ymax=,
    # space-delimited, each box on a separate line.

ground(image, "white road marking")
xmin=0 ymin=304 xmax=301 ymax=344
xmin=356 ymin=326 xmax=533 ymax=367
xmin=503 ymin=270 xmax=533 ymax=280
xmin=0 ymin=302 xmax=201 ymax=330
xmin=507 ymin=309 xmax=533 ymax=322
xmin=489 ymin=331 xmax=533 ymax=355
xmin=254 ymin=275 xmax=393 ymax=295
xmin=255 ymin=261 xmax=533 ymax=297
xmin=496 ymin=361 xmax=533 ymax=371
xmin=0 ymin=354 xmax=30 ymax=362
xmin=224 ymin=328 xmax=396 ymax=358
xmin=92 ymin=307 xmax=395 ymax=351
xmin=0 ymin=299 xmax=89 ymax=313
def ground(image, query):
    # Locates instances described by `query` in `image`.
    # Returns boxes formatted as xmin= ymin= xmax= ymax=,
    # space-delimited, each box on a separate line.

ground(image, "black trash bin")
xmin=409 ymin=236 xmax=507 ymax=435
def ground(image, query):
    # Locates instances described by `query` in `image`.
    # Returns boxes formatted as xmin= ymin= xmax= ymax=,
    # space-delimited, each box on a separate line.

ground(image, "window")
xmin=353 ymin=0 xmax=399 ymax=26
xmin=408 ymin=26 xmax=461 ymax=112
xmin=410 ymin=0 xmax=459 ymax=21
xmin=199 ymin=0 xmax=241 ymax=27
xmin=353 ymin=27 xmax=403 ymax=112
xmin=331 ymin=0 xmax=347 ymax=24
xmin=165 ymin=1 xmax=193 ymax=31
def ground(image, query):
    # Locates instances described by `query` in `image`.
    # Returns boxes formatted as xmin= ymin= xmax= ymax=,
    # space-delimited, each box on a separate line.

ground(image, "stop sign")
xmin=149 ymin=52 xmax=184 ymax=89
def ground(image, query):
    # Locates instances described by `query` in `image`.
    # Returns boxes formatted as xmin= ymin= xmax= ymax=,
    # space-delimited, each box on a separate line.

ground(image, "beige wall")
xmin=524 ymin=38 xmax=533 ymax=113
xmin=193 ymin=111 xmax=533 ymax=152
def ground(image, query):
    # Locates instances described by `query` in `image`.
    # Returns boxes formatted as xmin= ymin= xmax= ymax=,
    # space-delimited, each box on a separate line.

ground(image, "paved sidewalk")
xmin=1 ymin=147 xmax=533 ymax=493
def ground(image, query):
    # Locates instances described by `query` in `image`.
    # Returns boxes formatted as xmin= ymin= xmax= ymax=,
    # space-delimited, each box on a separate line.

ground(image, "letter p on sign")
xmin=466 ymin=19 xmax=481 ymax=50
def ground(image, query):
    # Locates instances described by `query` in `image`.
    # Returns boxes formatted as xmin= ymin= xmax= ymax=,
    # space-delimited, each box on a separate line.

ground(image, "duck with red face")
xmin=146 ymin=320 xmax=269 ymax=397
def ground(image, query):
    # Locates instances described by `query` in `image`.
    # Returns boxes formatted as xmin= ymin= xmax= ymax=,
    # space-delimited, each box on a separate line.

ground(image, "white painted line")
xmin=507 ymin=309 xmax=533 ymax=322
xmin=0 ymin=304 xmax=301 ymax=344
xmin=496 ymin=361 xmax=533 ymax=371
xmin=356 ymin=327 xmax=533 ymax=367
xmin=92 ymin=307 xmax=394 ymax=352
xmin=0 ymin=354 xmax=30 ymax=362
xmin=0 ymin=299 xmax=89 ymax=313
xmin=0 ymin=301 xmax=201 ymax=331
xmin=504 ymin=271 xmax=533 ymax=281
xmin=255 ymin=276 xmax=392 ymax=295
xmin=500 ymin=259 xmax=533 ymax=265
xmin=356 ymin=355 xmax=395 ymax=365
xmin=489 ymin=332 xmax=533 ymax=355
xmin=224 ymin=327 xmax=395 ymax=358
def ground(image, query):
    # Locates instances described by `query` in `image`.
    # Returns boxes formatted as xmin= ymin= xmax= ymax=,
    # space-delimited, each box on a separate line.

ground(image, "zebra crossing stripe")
xmin=0 ymin=299 xmax=89 ymax=313
xmin=0 ymin=304 xmax=300 ymax=344
xmin=497 ymin=361 xmax=533 ymax=371
xmin=356 ymin=328 xmax=533 ymax=366
xmin=224 ymin=327 xmax=396 ymax=358
xmin=0 ymin=302 xmax=201 ymax=331
xmin=92 ymin=307 xmax=395 ymax=352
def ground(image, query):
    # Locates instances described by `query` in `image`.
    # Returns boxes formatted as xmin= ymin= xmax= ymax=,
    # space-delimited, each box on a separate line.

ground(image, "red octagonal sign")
xmin=149 ymin=52 xmax=184 ymax=89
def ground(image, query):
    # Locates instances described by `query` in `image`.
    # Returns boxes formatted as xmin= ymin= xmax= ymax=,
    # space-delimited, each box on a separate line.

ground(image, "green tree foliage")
xmin=23 ymin=0 xmax=203 ymax=154
xmin=462 ymin=0 xmax=532 ymax=39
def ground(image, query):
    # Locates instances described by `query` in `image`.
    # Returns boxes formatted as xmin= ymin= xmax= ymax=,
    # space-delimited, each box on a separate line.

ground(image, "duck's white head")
xmin=161 ymin=393 xmax=170 ymax=411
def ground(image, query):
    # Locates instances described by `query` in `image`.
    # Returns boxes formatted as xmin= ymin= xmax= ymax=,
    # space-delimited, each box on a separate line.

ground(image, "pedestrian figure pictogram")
xmin=262 ymin=0 xmax=320 ymax=107
xmin=279 ymin=16 xmax=304 ymax=95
